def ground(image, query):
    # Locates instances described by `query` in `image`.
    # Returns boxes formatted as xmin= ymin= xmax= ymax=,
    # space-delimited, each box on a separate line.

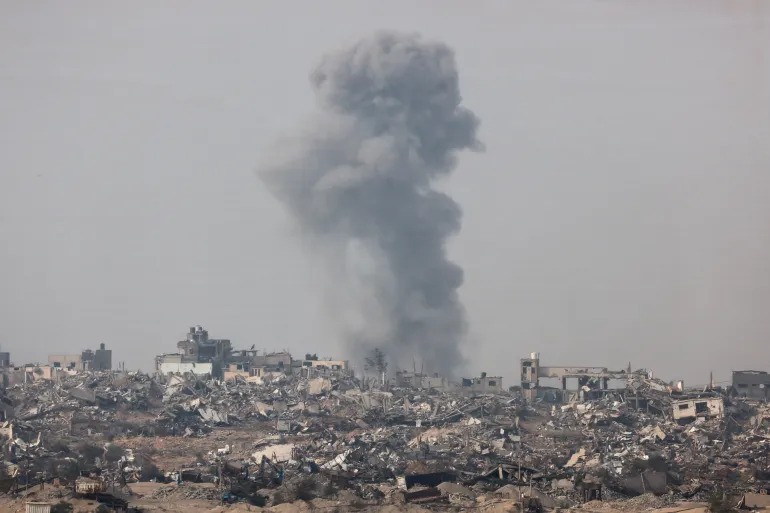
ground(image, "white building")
xmin=158 ymin=360 xmax=213 ymax=376
xmin=671 ymin=397 xmax=723 ymax=421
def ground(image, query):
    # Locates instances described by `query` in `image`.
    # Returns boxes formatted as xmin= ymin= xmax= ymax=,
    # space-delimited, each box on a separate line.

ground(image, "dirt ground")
xmin=113 ymin=425 xmax=275 ymax=470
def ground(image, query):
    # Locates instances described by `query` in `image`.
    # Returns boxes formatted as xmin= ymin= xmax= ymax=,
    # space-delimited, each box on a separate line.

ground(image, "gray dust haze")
xmin=260 ymin=32 xmax=482 ymax=375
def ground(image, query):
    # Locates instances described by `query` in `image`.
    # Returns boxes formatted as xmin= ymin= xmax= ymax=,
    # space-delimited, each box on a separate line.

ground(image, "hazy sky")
xmin=1 ymin=1 xmax=768 ymax=387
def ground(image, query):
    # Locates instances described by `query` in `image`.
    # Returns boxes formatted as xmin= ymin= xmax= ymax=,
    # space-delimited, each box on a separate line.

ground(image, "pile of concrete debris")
xmin=1 ymin=369 xmax=769 ymax=509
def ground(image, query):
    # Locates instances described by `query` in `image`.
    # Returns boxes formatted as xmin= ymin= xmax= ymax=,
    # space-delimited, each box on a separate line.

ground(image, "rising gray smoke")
xmin=260 ymin=32 xmax=482 ymax=375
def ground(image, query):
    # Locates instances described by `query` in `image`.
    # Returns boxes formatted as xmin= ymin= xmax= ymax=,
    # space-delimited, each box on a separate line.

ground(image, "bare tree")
xmin=364 ymin=348 xmax=388 ymax=376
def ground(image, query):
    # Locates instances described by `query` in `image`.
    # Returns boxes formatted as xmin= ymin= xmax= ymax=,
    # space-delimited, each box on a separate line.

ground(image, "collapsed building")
xmin=0 ymin=342 xmax=768 ymax=511
xmin=0 ymin=350 xmax=768 ymax=511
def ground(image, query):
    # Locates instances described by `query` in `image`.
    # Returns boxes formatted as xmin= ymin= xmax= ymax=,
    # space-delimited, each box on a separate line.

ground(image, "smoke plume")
xmin=260 ymin=32 xmax=482 ymax=375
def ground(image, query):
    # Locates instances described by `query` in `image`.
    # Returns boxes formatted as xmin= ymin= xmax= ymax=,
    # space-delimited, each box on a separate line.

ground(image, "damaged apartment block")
xmin=732 ymin=370 xmax=770 ymax=400
xmin=154 ymin=325 xmax=351 ymax=382
xmin=521 ymin=351 xmax=725 ymax=422
xmin=520 ymin=352 xmax=648 ymax=402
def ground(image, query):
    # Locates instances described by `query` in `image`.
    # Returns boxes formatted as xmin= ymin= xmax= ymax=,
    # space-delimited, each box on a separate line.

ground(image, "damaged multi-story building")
xmin=520 ymin=351 xmax=727 ymax=425
xmin=48 ymin=343 xmax=112 ymax=372
xmin=253 ymin=350 xmax=293 ymax=372
xmin=223 ymin=354 xmax=351 ymax=382
xmin=394 ymin=371 xmax=451 ymax=390
xmin=155 ymin=326 xmax=232 ymax=377
xmin=461 ymin=372 xmax=503 ymax=394
xmin=1 ymin=344 xmax=113 ymax=386
xmin=293 ymin=355 xmax=350 ymax=376
xmin=392 ymin=371 xmax=503 ymax=395
xmin=520 ymin=352 xmax=647 ymax=402
xmin=732 ymin=370 xmax=770 ymax=401
xmin=223 ymin=350 xmax=297 ymax=381
xmin=156 ymin=325 xmax=350 ymax=380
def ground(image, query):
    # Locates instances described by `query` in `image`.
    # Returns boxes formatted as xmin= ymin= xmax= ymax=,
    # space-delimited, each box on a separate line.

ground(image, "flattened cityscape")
xmin=1 ymin=324 xmax=769 ymax=512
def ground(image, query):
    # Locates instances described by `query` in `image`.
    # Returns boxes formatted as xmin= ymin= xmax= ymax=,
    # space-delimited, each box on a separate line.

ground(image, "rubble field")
xmin=0 ymin=369 xmax=768 ymax=512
